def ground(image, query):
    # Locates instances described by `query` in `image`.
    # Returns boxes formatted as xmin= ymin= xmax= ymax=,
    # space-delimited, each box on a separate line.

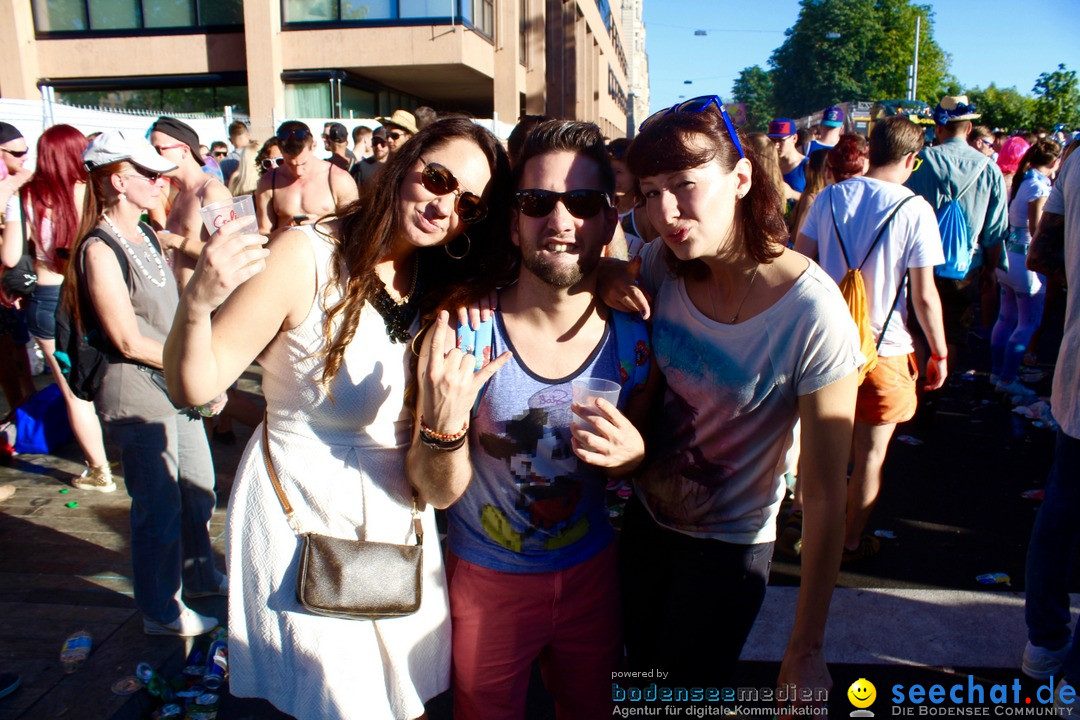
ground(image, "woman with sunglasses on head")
xmin=1 ymin=124 xmax=115 ymax=490
xmin=163 ymin=118 xmax=513 ymax=720
xmin=65 ymin=131 xmax=225 ymax=635
xmin=254 ymin=121 xmax=359 ymax=235
xmin=606 ymin=96 xmax=860 ymax=703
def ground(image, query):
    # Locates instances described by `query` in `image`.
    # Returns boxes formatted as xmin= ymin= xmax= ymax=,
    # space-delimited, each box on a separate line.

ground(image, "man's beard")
xmin=520 ymin=244 xmax=597 ymax=289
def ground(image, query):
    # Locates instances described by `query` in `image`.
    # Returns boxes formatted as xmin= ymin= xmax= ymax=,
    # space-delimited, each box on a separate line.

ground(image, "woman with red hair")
xmin=825 ymin=133 xmax=869 ymax=184
xmin=4 ymin=124 xmax=112 ymax=490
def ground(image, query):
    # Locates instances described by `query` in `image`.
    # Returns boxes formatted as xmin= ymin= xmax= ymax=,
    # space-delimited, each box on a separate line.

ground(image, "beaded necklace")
xmin=102 ymin=213 xmax=167 ymax=288
xmin=367 ymin=255 xmax=420 ymax=344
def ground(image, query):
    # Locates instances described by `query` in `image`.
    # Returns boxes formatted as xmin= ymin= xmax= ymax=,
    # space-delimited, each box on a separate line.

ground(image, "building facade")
xmin=0 ymin=0 xmax=642 ymax=140
xmin=619 ymin=0 xmax=648 ymax=136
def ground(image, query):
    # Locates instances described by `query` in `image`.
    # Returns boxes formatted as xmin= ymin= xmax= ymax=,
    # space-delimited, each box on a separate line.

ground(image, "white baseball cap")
xmin=83 ymin=130 xmax=177 ymax=174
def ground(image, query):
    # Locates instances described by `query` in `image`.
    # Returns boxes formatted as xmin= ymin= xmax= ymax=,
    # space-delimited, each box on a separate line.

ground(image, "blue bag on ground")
xmin=14 ymin=383 xmax=73 ymax=454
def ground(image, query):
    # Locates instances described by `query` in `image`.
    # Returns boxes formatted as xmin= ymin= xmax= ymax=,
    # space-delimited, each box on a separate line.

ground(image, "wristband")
xmin=931 ymin=354 xmax=947 ymax=362
xmin=419 ymin=433 xmax=467 ymax=453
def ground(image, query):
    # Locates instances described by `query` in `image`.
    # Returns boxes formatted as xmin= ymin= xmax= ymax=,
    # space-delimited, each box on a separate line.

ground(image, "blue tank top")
xmin=783 ymin=156 xmax=809 ymax=193
xmin=447 ymin=312 xmax=620 ymax=573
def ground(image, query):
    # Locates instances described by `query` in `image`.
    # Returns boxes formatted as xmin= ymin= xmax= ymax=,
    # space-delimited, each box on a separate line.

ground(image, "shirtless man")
xmin=255 ymin=120 xmax=358 ymax=235
xmin=149 ymin=116 xmax=232 ymax=291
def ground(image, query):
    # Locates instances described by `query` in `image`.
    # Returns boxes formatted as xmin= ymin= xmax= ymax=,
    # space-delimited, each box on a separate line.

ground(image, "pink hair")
xmin=996 ymin=136 xmax=1030 ymax=175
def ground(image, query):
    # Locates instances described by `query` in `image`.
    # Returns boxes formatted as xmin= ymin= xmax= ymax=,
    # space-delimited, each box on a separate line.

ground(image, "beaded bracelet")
xmin=419 ymin=416 xmax=468 ymax=443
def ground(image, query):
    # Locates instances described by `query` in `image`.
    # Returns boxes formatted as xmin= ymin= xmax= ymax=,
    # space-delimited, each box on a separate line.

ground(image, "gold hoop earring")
xmin=445 ymin=233 xmax=471 ymax=260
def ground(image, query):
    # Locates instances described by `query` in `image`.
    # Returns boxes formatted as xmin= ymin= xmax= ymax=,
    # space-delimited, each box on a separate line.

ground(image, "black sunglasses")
xmin=276 ymin=129 xmax=310 ymax=142
xmin=212 ymin=150 xmax=228 ymax=158
xmin=513 ymin=189 xmax=611 ymax=219
xmin=132 ymin=168 xmax=163 ymax=182
xmin=419 ymin=160 xmax=487 ymax=224
xmin=260 ymin=157 xmax=285 ymax=170
xmin=387 ymin=131 xmax=406 ymax=141
xmin=640 ymin=95 xmax=745 ymax=159
xmin=1 ymin=148 xmax=28 ymax=158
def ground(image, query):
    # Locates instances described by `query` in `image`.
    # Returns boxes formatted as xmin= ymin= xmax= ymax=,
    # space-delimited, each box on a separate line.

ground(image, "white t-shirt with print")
xmin=635 ymin=241 xmax=861 ymax=544
xmin=800 ymin=176 xmax=944 ymax=356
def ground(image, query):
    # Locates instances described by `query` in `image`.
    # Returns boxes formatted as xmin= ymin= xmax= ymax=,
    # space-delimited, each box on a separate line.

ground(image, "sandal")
xmin=776 ymin=510 xmax=803 ymax=558
xmin=842 ymin=535 xmax=881 ymax=564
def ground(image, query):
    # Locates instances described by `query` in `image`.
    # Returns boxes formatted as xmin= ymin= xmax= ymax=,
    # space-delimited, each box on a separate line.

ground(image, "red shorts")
xmin=856 ymin=353 xmax=918 ymax=425
xmin=447 ymin=543 xmax=621 ymax=720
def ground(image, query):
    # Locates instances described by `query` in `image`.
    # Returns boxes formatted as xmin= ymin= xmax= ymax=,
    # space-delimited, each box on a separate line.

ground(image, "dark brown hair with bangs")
xmin=625 ymin=109 xmax=786 ymax=277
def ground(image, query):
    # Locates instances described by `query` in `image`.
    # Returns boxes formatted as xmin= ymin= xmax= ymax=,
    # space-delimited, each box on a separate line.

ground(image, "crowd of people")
xmin=0 ymin=91 xmax=1077 ymax=719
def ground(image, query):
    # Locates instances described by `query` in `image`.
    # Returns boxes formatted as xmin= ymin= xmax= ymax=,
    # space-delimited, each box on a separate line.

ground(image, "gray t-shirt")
xmin=635 ymin=241 xmax=861 ymax=544
xmin=87 ymin=222 xmax=179 ymax=423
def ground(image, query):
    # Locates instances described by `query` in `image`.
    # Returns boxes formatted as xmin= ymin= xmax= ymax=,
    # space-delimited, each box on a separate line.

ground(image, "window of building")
xmin=281 ymin=0 xmax=489 ymax=34
xmin=32 ymin=0 xmax=242 ymax=33
xmin=473 ymin=0 xmax=493 ymax=36
xmin=341 ymin=86 xmax=378 ymax=118
xmin=56 ymin=84 xmax=248 ymax=115
xmin=285 ymin=83 xmax=334 ymax=117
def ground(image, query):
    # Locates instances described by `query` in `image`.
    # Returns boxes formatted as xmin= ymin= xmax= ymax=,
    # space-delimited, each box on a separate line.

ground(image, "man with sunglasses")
xmin=375 ymin=110 xmax=418 ymax=155
xmin=794 ymin=115 xmax=948 ymax=563
xmin=768 ymin=117 xmax=809 ymax=194
xmin=149 ymin=116 xmax=232 ymax=291
xmin=350 ymin=126 xmax=389 ymax=192
xmin=409 ymin=120 xmax=654 ymax=719
xmin=254 ymin=120 xmax=358 ymax=235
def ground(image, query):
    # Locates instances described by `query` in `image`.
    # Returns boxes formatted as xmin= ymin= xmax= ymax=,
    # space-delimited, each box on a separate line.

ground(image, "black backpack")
xmin=54 ymin=226 xmax=159 ymax=402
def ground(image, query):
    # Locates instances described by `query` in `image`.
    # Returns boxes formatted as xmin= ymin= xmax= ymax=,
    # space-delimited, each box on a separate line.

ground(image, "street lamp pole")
xmin=909 ymin=15 xmax=921 ymax=101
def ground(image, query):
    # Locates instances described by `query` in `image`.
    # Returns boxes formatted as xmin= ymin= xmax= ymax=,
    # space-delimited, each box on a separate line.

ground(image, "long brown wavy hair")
xmin=319 ymin=118 xmax=514 ymax=387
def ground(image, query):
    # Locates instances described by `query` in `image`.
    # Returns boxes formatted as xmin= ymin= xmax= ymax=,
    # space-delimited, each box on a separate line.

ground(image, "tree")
xmin=1032 ymin=64 xmax=1080 ymax=131
xmin=769 ymin=0 xmax=951 ymax=118
xmin=731 ymin=65 xmax=777 ymax=132
xmin=964 ymin=85 xmax=1034 ymax=132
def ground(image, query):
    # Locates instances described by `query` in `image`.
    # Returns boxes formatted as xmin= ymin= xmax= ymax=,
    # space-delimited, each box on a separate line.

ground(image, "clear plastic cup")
xmin=571 ymin=377 xmax=621 ymax=431
xmin=199 ymin=195 xmax=256 ymax=236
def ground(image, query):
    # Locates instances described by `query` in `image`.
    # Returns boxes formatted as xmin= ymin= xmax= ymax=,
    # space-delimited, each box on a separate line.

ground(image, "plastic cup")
xmin=199 ymin=194 xmax=256 ymax=236
xmin=571 ymin=377 xmax=621 ymax=431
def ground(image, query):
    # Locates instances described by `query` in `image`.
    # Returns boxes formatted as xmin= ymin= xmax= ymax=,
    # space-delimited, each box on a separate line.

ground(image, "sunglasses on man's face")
xmin=639 ymin=95 xmax=745 ymax=160
xmin=260 ymin=157 xmax=285 ymax=171
xmin=419 ymin=160 xmax=487 ymax=224
xmin=276 ymin=129 xmax=310 ymax=142
xmin=372 ymin=139 xmax=387 ymax=147
xmin=513 ymin=189 xmax=611 ymax=219
xmin=387 ymin=131 xmax=406 ymax=141
xmin=1 ymin=148 xmax=28 ymax=158
xmin=212 ymin=150 xmax=228 ymax=158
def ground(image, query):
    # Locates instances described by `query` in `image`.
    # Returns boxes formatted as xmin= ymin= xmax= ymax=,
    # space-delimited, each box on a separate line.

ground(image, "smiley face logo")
xmin=848 ymin=678 xmax=877 ymax=709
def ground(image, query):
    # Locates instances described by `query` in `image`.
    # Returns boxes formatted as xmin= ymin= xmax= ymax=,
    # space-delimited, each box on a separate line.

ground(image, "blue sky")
xmin=643 ymin=0 xmax=1080 ymax=114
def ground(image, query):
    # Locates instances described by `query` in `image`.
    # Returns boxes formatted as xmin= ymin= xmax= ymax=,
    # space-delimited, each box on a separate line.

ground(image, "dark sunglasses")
xmin=419 ymin=160 xmax=487 ymax=224
xmin=387 ymin=131 xmax=406 ymax=141
xmin=131 ymin=168 xmax=163 ymax=182
xmin=372 ymin=138 xmax=387 ymax=146
xmin=212 ymin=150 xmax=228 ymax=158
xmin=513 ymin=189 xmax=611 ymax=219
xmin=1 ymin=148 xmax=29 ymax=158
xmin=276 ymin=129 xmax=310 ymax=142
xmin=640 ymin=95 xmax=745 ymax=159
xmin=260 ymin=157 xmax=285 ymax=171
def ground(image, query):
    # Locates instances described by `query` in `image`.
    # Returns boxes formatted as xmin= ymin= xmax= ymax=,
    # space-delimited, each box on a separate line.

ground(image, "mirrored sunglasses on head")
xmin=420 ymin=161 xmax=487 ymax=224
xmin=639 ymin=95 xmax=745 ymax=159
xmin=513 ymin=189 xmax=611 ymax=219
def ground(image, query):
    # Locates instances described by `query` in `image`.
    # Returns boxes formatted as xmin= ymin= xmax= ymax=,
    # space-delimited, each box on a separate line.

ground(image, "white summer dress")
xmin=226 ymin=225 xmax=451 ymax=720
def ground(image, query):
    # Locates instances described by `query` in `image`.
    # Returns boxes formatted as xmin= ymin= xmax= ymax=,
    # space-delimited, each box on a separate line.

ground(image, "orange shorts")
xmin=855 ymin=353 xmax=918 ymax=426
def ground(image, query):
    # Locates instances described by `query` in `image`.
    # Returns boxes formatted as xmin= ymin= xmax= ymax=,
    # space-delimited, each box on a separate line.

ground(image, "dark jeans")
xmin=620 ymin=495 xmax=773 ymax=688
xmin=1025 ymin=429 xmax=1080 ymax=685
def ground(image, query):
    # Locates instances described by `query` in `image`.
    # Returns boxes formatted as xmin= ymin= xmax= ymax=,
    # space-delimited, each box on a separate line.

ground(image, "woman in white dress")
xmin=163 ymin=119 xmax=514 ymax=720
